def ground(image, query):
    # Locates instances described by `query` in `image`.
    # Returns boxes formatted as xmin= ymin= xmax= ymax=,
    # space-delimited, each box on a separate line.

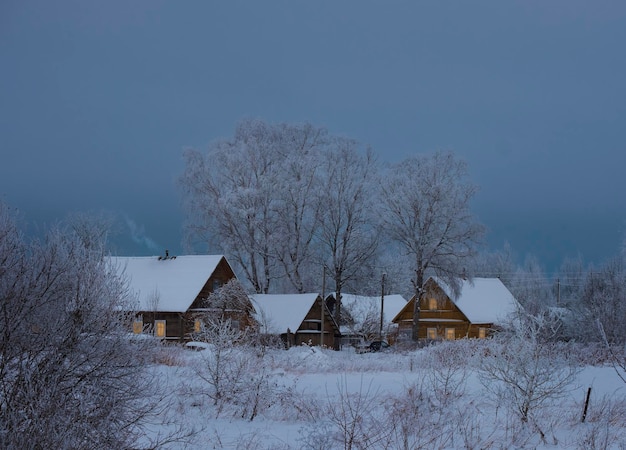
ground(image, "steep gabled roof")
xmin=108 ymin=255 xmax=226 ymax=312
xmin=251 ymin=293 xmax=322 ymax=334
xmin=435 ymin=277 xmax=520 ymax=324
xmin=392 ymin=277 xmax=520 ymax=326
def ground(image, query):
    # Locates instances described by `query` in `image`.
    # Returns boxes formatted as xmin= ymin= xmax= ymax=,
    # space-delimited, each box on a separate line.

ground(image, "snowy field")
xmin=143 ymin=341 xmax=626 ymax=449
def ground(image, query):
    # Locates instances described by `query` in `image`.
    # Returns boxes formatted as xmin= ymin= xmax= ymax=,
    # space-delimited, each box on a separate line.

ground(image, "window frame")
xmin=155 ymin=320 xmax=166 ymax=338
xmin=132 ymin=319 xmax=143 ymax=334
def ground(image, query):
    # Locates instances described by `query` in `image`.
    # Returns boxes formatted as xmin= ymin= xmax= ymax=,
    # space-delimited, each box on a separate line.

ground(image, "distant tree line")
xmin=179 ymin=118 xmax=626 ymax=345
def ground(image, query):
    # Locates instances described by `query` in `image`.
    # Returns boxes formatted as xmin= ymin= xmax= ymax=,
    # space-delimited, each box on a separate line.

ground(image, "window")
xmin=155 ymin=320 xmax=166 ymax=338
xmin=445 ymin=328 xmax=455 ymax=340
xmin=428 ymin=298 xmax=438 ymax=310
xmin=194 ymin=319 xmax=202 ymax=333
xmin=132 ymin=320 xmax=143 ymax=334
xmin=212 ymin=279 xmax=222 ymax=291
xmin=427 ymin=328 xmax=437 ymax=340
xmin=478 ymin=327 xmax=487 ymax=339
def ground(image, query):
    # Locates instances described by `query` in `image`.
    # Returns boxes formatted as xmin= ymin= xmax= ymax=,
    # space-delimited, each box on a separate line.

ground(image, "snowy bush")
xmin=0 ymin=202 xmax=184 ymax=449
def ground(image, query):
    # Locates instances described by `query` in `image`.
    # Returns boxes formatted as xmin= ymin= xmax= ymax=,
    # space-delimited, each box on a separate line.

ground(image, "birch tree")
xmin=379 ymin=151 xmax=484 ymax=340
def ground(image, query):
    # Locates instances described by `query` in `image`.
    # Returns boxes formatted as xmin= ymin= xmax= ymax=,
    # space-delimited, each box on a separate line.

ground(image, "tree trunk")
xmin=412 ymin=269 xmax=424 ymax=341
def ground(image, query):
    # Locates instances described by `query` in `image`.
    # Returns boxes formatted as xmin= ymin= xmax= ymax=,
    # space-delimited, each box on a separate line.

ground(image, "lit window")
xmin=428 ymin=298 xmax=438 ymax=310
xmin=445 ymin=328 xmax=455 ymax=340
xmin=427 ymin=328 xmax=437 ymax=340
xmin=133 ymin=320 xmax=143 ymax=334
xmin=478 ymin=327 xmax=487 ymax=339
xmin=194 ymin=319 xmax=202 ymax=332
xmin=155 ymin=320 xmax=166 ymax=338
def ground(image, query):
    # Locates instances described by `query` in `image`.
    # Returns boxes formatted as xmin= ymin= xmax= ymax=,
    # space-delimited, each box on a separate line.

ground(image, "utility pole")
xmin=379 ymin=272 xmax=386 ymax=341
xmin=321 ymin=266 xmax=326 ymax=348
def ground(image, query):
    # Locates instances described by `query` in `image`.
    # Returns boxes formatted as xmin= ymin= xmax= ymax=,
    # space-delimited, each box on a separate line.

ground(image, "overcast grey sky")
xmin=1 ymin=1 xmax=625 ymax=271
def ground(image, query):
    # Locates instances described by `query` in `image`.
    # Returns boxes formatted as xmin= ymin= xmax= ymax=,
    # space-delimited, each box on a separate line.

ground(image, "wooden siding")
xmin=134 ymin=256 xmax=243 ymax=341
xmin=276 ymin=296 xmax=341 ymax=349
xmin=187 ymin=257 xmax=237 ymax=310
xmin=299 ymin=296 xmax=341 ymax=348
xmin=394 ymin=279 xmax=495 ymax=340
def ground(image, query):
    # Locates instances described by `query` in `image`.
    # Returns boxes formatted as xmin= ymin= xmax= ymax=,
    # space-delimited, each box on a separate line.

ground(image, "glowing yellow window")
xmin=155 ymin=320 xmax=166 ymax=338
xmin=445 ymin=328 xmax=455 ymax=340
xmin=428 ymin=298 xmax=438 ymax=310
xmin=427 ymin=328 xmax=437 ymax=340
xmin=132 ymin=320 xmax=143 ymax=334
xmin=194 ymin=319 xmax=202 ymax=332
xmin=478 ymin=327 xmax=487 ymax=339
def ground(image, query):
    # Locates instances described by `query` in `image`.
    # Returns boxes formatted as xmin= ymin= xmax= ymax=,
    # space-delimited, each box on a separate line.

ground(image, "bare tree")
xmin=272 ymin=122 xmax=327 ymax=293
xmin=201 ymin=278 xmax=252 ymax=320
xmin=583 ymin=259 xmax=626 ymax=345
xmin=379 ymin=151 xmax=484 ymax=340
xmin=315 ymin=141 xmax=379 ymax=325
xmin=0 ymin=202 xmax=178 ymax=449
xmin=480 ymin=311 xmax=579 ymax=436
xmin=180 ymin=119 xmax=329 ymax=294
xmin=507 ymin=255 xmax=554 ymax=316
xmin=180 ymin=119 xmax=282 ymax=293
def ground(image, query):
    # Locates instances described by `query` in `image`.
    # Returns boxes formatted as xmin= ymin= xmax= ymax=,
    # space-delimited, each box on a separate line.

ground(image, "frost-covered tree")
xmin=272 ymin=122 xmax=327 ymax=293
xmin=471 ymin=242 xmax=517 ymax=285
xmin=0 ymin=202 xmax=170 ymax=449
xmin=200 ymin=278 xmax=252 ymax=318
xmin=180 ymin=119 xmax=382 ymax=299
xmin=508 ymin=255 xmax=554 ymax=316
xmin=180 ymin=119 xmax=282 ymax=293
xmin=315 ymin=141 xmax=379 ymax=325
xmin=582 ymin=259 xmax=626 ymax=345
xmin=480 ymin=311 xmax=579 ymax=431
xmin=379 ymin=151 xmax=484 ymax=340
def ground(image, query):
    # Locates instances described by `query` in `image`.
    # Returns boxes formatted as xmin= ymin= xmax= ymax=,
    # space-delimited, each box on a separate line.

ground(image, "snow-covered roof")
xmin=339 ymin=293 xmax=407 ymax=324
xmin=108 ymin=255 xmax=226 ymax=312
xmin=433 ymin=277 xmax=520 ymax=324
xmin=251 ymin=293 xmax=321 ymax=334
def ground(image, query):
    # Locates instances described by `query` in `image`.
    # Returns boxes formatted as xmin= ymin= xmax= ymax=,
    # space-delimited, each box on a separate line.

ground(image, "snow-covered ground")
xmin=145 ymin=342 xmax=626 ymax=449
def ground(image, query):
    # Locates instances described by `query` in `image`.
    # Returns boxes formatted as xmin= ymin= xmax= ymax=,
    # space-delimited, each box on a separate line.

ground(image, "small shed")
xmin=392 ymin=277 xmax=520 ymax=340
xmin=252 ymin=293 xmax=341 ymax=349
xmin=109 ymin=254 xmax=249 ymax=341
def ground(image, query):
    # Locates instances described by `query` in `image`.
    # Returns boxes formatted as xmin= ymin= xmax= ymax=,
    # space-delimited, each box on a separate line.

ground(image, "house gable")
xmin=187 ymin=257 xmax=237 ymax=310
xmin=109 ymin=254 xmax=238 ymax=340
xmin=392 ymin=277 xmax=519 ymax=340
xmin=252 ymin=293 xmax=341 ymax=349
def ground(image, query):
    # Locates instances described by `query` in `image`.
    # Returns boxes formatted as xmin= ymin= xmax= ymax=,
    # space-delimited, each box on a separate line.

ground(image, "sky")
xmin=1 ymin=1 xmax=625 ymax=273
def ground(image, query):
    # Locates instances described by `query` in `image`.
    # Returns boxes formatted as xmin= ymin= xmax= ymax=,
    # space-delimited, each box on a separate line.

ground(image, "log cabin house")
xmin=252 ymin=293 xmax=341 ymax=349
xmin=109 ymin=254 xmax=253 ymax=341
xmin=392 ymin=277 xmax=520 ymax=340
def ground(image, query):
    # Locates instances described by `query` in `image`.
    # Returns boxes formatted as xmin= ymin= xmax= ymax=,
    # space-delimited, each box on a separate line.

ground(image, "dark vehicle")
xmin=368 ymin=340 xmax=390 ymax=352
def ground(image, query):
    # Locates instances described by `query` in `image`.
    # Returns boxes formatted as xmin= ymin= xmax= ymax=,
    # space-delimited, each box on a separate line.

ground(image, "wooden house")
xmin=392 ymin=277 xmax=520 ymax=340
xmin=252 ymin=293 xmax=341 ymax=349
xmin=109 ymin=254 xmax=253 ymax=341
